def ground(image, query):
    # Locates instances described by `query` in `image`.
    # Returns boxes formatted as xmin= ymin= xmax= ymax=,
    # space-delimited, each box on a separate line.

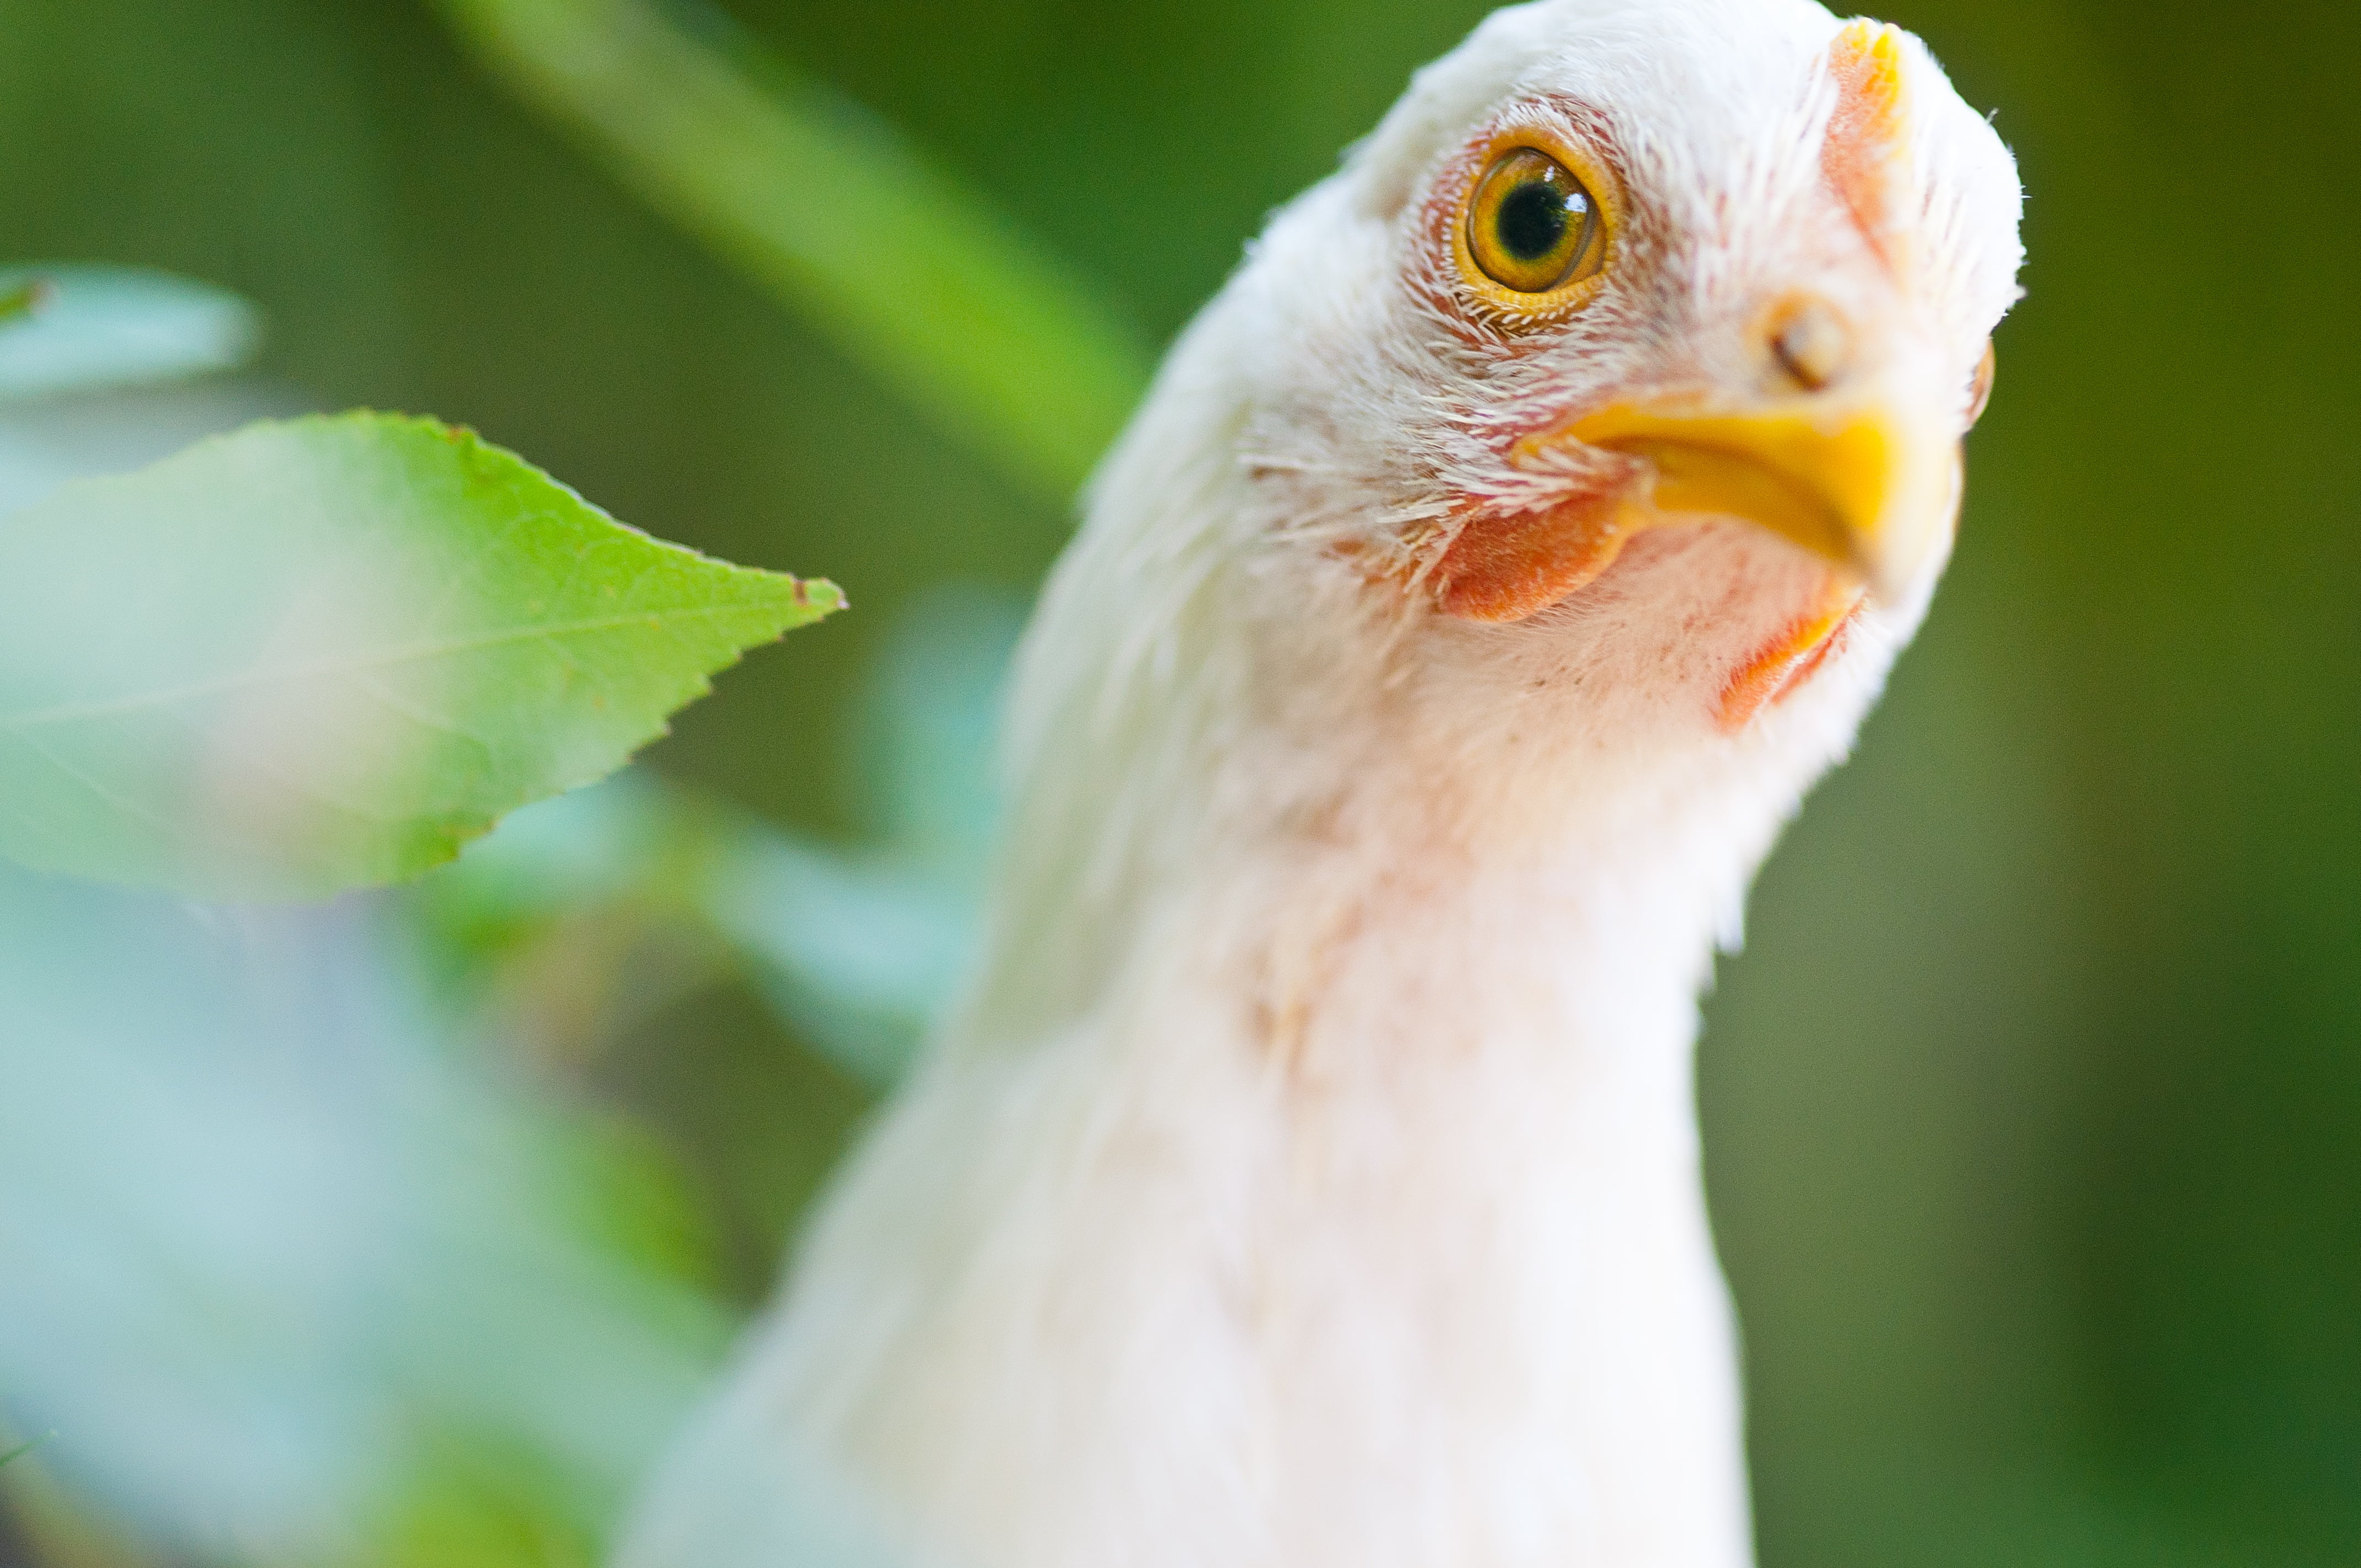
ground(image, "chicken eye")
xmin=1467 ymin=148 xmax=1604 ymax=295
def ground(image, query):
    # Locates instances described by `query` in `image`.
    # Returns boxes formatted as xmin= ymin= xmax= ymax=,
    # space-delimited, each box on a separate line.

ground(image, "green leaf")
xmin=431 ymin=0 xmax=1151 ymax=503
xmin=0 ymin=266 xmax=260 ymax=401
xmin=0 ymin=1436 xmax=42 ymax=1470
xmin=0 ymin=412 xmax=840 ymax=900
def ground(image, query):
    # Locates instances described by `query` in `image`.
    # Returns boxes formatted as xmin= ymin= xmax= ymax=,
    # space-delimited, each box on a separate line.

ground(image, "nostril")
xmin=1769 ymin=299 xmax=1851 ymax=393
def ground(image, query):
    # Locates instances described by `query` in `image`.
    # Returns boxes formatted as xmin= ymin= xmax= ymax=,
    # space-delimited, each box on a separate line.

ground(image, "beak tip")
xmin=1851 ymin=546 xmax=1908 ymax=609
xmin=1851 ymin=499 xmax=1950 ymax=609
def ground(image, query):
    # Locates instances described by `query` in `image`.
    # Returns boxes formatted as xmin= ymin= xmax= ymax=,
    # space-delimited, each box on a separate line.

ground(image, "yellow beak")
xmin=1537 ymin=395 xmax=1959 ymax=603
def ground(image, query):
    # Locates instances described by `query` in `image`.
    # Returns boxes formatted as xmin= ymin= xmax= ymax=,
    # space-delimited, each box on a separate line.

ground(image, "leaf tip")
xmin=792 ymin=575 xmax=847 ymax=616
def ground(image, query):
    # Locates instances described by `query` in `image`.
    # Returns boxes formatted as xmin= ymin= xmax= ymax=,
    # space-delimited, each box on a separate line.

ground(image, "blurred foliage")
xmin=0 ymin=862 xmax=726 ymax=1567
xmin=0 ymin=0 xmax=2354 ymax=1566
xmin=416 ymin=582 xmax=1018 ymax=1091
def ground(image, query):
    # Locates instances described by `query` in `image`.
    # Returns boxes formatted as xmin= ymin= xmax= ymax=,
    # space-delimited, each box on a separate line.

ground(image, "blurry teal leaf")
xmin=430 ymin=0 xmax=1151 ymax=502
xmin=706 ymin=830 xmax=970 ymax=1087
xmin=719 ymin=583 xmax=1022 ymax=1084
xmin=0 ymin=379 xmax=306 ymax=518
xmin=0 ymin=412 xmax=841 ymax=900
xmin=849 ymin=584 xmax=1022 ymax=877
xmin=0 ymin=266 xmax=260 ymax=401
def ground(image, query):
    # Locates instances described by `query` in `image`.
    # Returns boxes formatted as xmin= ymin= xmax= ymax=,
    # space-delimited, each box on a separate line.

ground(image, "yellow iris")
xmin=1466 ymin=148 xmax=1604 ymax=296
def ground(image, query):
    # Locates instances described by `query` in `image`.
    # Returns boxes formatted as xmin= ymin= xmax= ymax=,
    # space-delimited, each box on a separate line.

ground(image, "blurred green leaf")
xmin=0 ymin=279 xmax=45 ymax=325
xmin=363 ymin=1428 xmax=602 ymax=1568
xmin=0 ymin=412 xmax=841 ymax=900
xmin=0 ymin=1435 xmax=44 ymax=1469
xmin=429 ymin=0 xmax=1151 ymax=502
xmin=0 ymin=266 xmax=259 ymax=401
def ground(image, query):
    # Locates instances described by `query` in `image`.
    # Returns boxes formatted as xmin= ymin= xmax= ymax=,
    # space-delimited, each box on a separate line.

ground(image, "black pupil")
xmin=1497 ymin=177 xmax=1573 ymax=261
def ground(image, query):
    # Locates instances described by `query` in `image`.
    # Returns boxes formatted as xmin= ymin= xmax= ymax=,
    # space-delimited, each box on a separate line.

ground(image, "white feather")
xmin=620 ymin=2 xmax=2023 ymax=1564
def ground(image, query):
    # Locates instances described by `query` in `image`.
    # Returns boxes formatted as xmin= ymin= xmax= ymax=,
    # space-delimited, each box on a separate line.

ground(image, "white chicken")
xmin=622 ymin=1 xmax=2023 ymax=1563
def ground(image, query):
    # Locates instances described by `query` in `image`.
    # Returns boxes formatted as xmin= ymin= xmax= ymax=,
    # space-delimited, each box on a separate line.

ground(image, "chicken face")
xmin=1233 ymin=0 xmax=2022 ymax=735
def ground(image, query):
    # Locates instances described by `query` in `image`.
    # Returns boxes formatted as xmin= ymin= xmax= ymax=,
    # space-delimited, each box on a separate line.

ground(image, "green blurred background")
xmin=1 ymin=0 xmax=2355 ymax=1564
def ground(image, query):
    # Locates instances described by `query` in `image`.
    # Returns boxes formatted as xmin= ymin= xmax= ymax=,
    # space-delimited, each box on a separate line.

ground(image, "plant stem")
xmin=428 ymin=0 xmax=1152 ymax=505
xmin=0 ymin=1434 xmax=49 ymax=1470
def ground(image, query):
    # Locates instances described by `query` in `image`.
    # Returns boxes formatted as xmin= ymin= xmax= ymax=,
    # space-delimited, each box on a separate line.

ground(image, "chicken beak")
xmin=1541 ymin=394 xmax=1959 ymax=604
